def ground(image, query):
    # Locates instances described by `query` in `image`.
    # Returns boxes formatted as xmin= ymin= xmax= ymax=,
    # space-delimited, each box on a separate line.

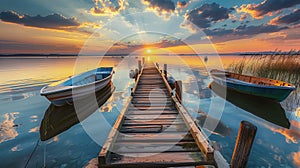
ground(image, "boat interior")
xmin=211 ymin=69 xmax=294 ymax=87
xmin=61 ymin=68 xmax=112 ymax=86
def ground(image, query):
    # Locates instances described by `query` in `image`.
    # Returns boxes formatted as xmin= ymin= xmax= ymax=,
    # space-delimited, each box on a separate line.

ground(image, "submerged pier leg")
xmin=138 ymin=60 xmax=142 ymax=73
xmin=230 ymin=121 xmax=257 ymax=168
xmin=175 ymin=80 xmax=182 ymax=103
xmin=164 ymin=64 xmax=167 ymax=78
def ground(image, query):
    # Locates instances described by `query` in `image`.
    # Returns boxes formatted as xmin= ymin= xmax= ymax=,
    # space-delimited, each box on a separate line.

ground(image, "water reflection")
xmin=0 ymin=112 xmax=19 ymax=143
xmin=197 ymin=112 xmax=233 ymax=137
xmin=270 ymin=120 xmax=300 ymax=143
xmin=209 ymin=81 xmax=290 ymax=129
xmin=293 ymin=151 xmax=300 ymax=167
xmin=40 ymin=82 xmax=115 ymax=141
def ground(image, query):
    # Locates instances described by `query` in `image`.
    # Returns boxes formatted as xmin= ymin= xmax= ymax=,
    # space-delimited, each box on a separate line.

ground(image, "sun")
xmin=146 ymin=49 xmax=151 ymax=53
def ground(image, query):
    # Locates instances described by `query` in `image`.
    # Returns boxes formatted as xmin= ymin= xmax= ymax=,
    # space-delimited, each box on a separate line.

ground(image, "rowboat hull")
xmin=211 ymin=70 xmax=296 ymax=102
xmin=41 ymin=68 xmax=113 ymax=106
xmin=209 ymin=81 xmax=290 ymax=128
xmin=40 ymin=82 xmax=115 ymax=141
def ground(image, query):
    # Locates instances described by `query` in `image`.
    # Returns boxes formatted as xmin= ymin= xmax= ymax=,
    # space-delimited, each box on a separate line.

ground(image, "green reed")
xmin=229 ymin=50 xmax=300 ymax=111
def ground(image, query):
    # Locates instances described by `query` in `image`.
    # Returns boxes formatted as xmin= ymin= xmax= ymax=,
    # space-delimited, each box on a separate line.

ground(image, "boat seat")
xmin=95 ymin=73 xmax=110 ymax=80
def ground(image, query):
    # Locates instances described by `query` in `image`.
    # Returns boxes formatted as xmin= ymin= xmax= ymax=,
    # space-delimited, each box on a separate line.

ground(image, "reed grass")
xmin=229 ymin=50 xmax=300 ymax=111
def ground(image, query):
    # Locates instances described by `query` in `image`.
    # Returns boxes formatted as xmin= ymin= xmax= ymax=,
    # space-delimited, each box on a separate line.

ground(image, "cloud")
xmin=240 ymin=13 xmax=248 ymax=21
xmin=105 ymin=37 xmax=185 ymax=54
xmin=177 ymin=1 xmax=189 ymax=9
xmin=239 ymin=0 xmax=300 ymax=19
xmin=90 ymin=0 xmax=127 ymax=16
xmin=234 ymin=24 xmax=287 ymax=36
xmin=184 ymin=24 xmax=287 ymax=43
xmin=270 ymin=9 xmax=300 ymax=25
xmin=182 ymin=3 xmax=234 ymax=31
xmin=142 ymin=0 xmax=176 ymax=18
xmin=0 ymin=11 xmax=80 ymax=29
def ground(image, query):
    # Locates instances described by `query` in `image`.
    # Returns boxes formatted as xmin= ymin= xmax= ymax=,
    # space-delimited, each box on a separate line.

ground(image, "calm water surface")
xmin=0 ymin=56 xmax=299 ymax=167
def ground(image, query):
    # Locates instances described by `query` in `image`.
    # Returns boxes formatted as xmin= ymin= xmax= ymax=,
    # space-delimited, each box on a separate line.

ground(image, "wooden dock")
xmin=93 ymin=61 xmax=229 ymax=168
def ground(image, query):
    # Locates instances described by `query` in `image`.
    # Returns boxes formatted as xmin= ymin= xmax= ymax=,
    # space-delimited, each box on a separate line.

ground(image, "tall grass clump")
xmin=229 ymin=50 xmax=300 ymax=111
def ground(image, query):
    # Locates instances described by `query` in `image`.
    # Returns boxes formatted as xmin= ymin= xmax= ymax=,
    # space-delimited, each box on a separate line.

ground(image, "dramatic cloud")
xmin=239 ymin=0 xmax=300 ymax=19
xmin=194 ymin=24 xmax=287 ymax=43
xmin=0 ymin=11 xmax=80 ymax=29
xmin=182 ymin=3 xmax=234 ymax=31
xmin=142 ymin=0 xmax=176 ymax=18
xmin=270 ymin=9 xmax=300 ymax=25
xmin=234 ymin=24 xmax=287 ymax=36
xmin=90 ymin=0 xmax=127 ymax=16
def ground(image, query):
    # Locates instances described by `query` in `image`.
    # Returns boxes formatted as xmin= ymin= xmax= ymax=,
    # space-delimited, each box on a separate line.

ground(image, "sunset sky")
xmin=0 ymin=0 xmax=299 ymax=54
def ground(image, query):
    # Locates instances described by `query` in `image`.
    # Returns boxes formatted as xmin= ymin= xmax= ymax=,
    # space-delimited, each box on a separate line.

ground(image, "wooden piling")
xmin=175 ymin=80 xmax=182 ymax=103
xmin=230 ymin=121 xmax=257 ymax=168
xmin=142 ymin=57 xmax=145 ymax=65
xmin=134 ymin=69 xmax=138 ymax=81
xmin=138 ymin=60 xmax=142 ymax=73
xmin=164 ymin=64 xmax=167 ymax=78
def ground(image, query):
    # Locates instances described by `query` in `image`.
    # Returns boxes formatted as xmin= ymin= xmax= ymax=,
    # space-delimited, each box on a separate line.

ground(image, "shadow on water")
xmin=40 ymin=82 xmax=115 ymax=141
xmin=209 ymin=81 xmax=290 ymax=129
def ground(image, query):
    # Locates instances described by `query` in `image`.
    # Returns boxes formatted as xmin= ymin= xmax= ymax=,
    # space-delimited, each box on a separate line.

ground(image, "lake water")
xmin=0 ymin=56 xmax=299 ymax=167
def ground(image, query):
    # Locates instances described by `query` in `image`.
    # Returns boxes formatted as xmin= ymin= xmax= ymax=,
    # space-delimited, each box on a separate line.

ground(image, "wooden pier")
xmin=94 ymin=61 xmax=229 ymax=168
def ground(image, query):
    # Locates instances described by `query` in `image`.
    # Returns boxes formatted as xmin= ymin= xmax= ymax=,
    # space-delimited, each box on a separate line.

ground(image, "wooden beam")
xmin=172 ymin=97 xmax=214 ymax=160
xmin=98 ymin=96 xmax=132 ymax=165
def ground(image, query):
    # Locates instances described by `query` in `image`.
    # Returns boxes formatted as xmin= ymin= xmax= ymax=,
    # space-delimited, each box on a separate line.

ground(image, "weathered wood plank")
xmin=127 ymin=106 xmax=176 ymax=110
xmin=127 ymin=111 xmax=178 ymax=115
xmin=120 ymin=124 xmax=189 ymax=133
xmin=112 ymin=143 xmax=201 ymax=153
xmin=108 ymin=152 xmax=207 ymax=165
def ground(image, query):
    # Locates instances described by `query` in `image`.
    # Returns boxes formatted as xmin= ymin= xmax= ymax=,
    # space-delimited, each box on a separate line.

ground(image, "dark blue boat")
xmin=210 ymin=69 xmax=296 ymax=102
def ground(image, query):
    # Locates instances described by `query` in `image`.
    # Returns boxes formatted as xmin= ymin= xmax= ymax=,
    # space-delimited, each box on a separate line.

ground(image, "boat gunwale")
xmin=40 ymin=68 xmax=114 ymax=95
xmin=212 ymin=76 xmax=296 ymax=90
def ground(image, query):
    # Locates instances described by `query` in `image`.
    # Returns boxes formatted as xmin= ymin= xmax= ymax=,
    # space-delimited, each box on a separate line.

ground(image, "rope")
xmin=24 ymin=139 xmax=40 ymax=168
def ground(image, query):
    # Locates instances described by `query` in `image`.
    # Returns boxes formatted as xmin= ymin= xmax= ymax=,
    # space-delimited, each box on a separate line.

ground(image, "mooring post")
xmin=142 ymin=57 xmax=145 ymax=65
xmin=138 ymin=60 xmax=142 ymax=73
xmin=130 ymin=88 xmax=133 ymax=96
xmin=175 ymin=80 xmax=182 ymax=103
xmin=230 ymin=121 xmax=257 ymax=168
xmin=163 ymin=64 xmax=167 ymax=78
xmin=156 ymin=62 xmax=159 ymax=69
xmin=134 ymin=69 xmax=139 ymax=81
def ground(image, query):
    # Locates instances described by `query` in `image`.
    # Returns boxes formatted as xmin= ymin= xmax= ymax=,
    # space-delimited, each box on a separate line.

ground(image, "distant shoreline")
xmin=0 ymin=51 xmax=298 ymax=58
